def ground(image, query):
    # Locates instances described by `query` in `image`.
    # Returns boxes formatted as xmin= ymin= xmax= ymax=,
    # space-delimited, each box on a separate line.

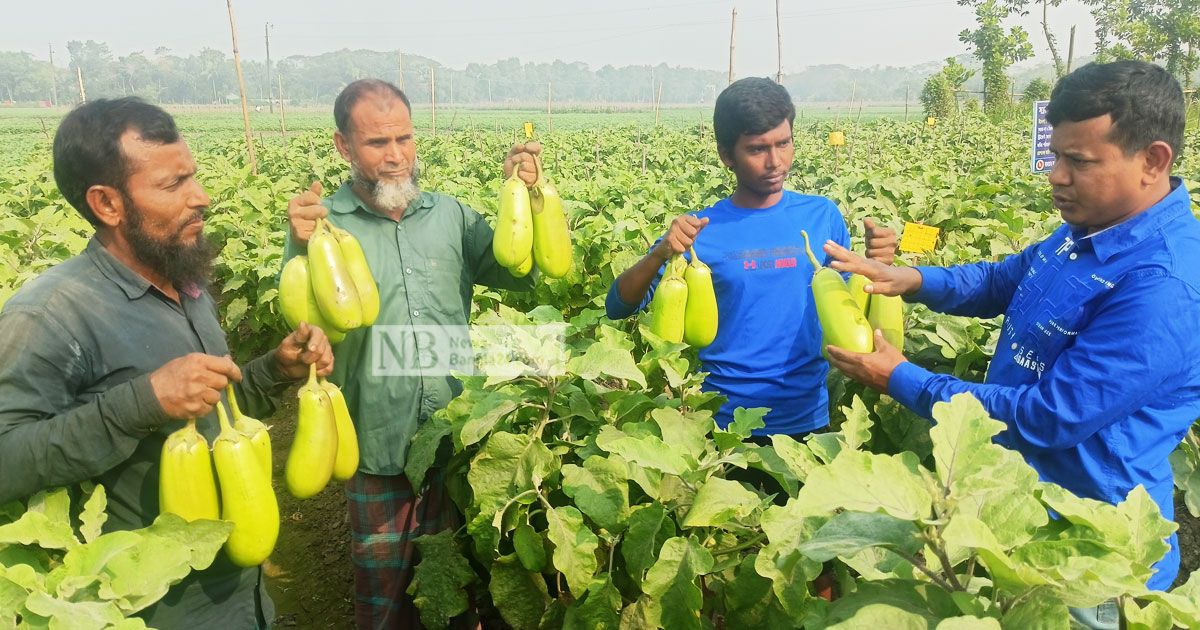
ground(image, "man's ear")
xmin=334 ymin=131 xmax=352 ymax=163
xmin=85 ymin=185 xmax=124 ymax=229
xmin=717 ymin=144 xmax=734 ymax=169
xmin=1142 ymin=140 xmax=1174 ymax=186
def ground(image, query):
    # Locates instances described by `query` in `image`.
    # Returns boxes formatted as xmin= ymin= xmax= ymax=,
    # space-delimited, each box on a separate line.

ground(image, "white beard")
xmin=352 ymin=161 xmax=421 ymax=212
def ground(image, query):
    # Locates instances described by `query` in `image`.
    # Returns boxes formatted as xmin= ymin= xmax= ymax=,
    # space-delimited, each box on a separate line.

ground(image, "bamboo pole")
xmin=225 ymin=0 xmax=258 ymax=174
xmin=728 ymin=8 xmax=737 ymax=85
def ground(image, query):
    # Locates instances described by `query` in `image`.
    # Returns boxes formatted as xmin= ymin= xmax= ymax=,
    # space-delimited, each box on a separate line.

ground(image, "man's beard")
xmin=122 ymin=192 xmax=216 ymax=290
xmin=352 ymin=160 xmax=421 ymax=212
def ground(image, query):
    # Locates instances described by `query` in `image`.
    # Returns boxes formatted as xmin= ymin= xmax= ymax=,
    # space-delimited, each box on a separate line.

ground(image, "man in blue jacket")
xmin=606 ymin=77 xmax=897 ymax=439
xmin=825 ymin=61 xmax=1199 ymax=626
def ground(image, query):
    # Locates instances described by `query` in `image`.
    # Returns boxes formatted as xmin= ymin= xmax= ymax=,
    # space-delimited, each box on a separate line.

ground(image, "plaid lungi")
xmin=346 ymin=468 xmax=461 ymax=630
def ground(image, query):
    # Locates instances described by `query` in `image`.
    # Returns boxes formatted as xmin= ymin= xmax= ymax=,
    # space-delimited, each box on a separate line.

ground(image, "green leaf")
xmin=78 ymin=486 xmax=107 ymax=545
xmin=798 ymin=511 xmax=922 ymax=563
xmin=745 ymin=445 xmax=799 ymax=497
xmin=138 ymin=514 xmax=233 ymax=572
xmin=458 ymin=393 xmax=521 ymax=448
xmin=513 ymin=523 xmax=546 ymax=573
xmin=795 ymin=449 xmax=932 ymax=521
xmin=929 ymin=393 xmax=1005 ymax=491
xmin=407 ymin=530 xmax=475 ymax=629
xmin=618 ymin=596 xmax=662 ymax=630
xmin=405 ymin=414 xmax=452 ymax=491
xmin=0 ymin=512 xmax=77 ymax=551
xmin=642 ymin=537 xmax=714 ymax=630
xmin=20 ymin=591 xmax=126 ymax=630
xmin=562 ymin=576 xmax=622 ymax=630
xmin=714 ymin=407 xmax=769 ymax=449
xmin=807 ymin=432 xmax=844 ymax=465
xmin=721 ymin=553 xmax=796 ymax=630
xmin=545 ymin=506 xmax=599 ymax=598
xmin=1038 ymin=483 xmax=1174 ymax=570
xmin=1136 ymin=570 xmax=1200 ymax=628
xmin=568 ymin=340 xmax=646 ymax=388
xmin=561 ymin=456 xmax=630 ymax=533
xmin=595 ymin=426 xmax=691 ymax=476
xmin=621 ymin=504 xmax=675 ymax=583
xmin=488 ymin=554 xmax=550 ymax=630
xmin=650 ymin=407 xmax=708 ymax=462
xmin=680 ymin=477 xmax=761 ymax=529
xmin=825 ymin=603 xmax=930 ymax=630
xmin=1000 ymin=587 xmax=1068 ymax=630
xmin=838 ymin=395 xmax=873 ymax=451
xmin=468 ymin=432 xmax=557 ymax=514
xmin=934 ymin=617 xmax=1000 ymax=629
xmin=769 ymin=435 xmax=822 ymax=483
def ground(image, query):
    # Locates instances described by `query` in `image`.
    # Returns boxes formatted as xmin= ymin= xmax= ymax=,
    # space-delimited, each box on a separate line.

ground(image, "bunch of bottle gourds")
xmin=493 ymin=155 xmax=573 ymax=279
xmin=159 ymin=222 xmax=371 ymax=567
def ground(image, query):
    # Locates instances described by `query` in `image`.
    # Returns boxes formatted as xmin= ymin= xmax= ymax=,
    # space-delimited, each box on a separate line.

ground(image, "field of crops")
xmin=2 ymin=107 xmax=1200 ymax=628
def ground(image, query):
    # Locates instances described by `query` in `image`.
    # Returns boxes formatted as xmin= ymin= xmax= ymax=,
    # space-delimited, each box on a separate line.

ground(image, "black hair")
xmin=1046 ymin=60 xmax=1185 ymax=162
xmin=713 ymin=77 xmax=796 ymax=153
xmin=333 ymin=79 xmax=412 ymax=136
xmin=52 ymin=97 xmax=180 ymax=226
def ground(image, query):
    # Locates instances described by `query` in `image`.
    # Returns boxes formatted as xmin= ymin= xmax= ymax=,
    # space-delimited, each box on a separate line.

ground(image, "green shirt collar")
xmin=85 ymin=236 xmax=154 ymax=300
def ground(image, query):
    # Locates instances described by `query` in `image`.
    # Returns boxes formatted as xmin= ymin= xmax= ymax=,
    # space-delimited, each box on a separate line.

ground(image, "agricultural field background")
xmin=2 ymin=106 xmax=1200 ymax=627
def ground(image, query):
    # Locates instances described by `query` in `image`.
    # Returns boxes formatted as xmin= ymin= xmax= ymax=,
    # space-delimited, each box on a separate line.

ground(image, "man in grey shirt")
xmin=0 ymin=98 xmax=333 ymax=628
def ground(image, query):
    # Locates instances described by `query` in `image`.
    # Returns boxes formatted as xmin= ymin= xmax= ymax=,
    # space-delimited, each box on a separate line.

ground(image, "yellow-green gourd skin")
xmin=330 ymin=226 xmax=380 ymax=327
xmin=801 ymin=231 xmax=874 ymax=355
xmin=494 ymin=170 xmax=534 ymax=269
xmin=213 ymin=402 xmax=280 ymax=567
xmin=649 ymin=255 xmax=689 ymax=343
xmin=530 ymin=179 xmax=572 ymax=279
xmin=308 ymin=219 xmax=363 ymax=332
xmin=226 ymin=385 xmax=272 ymax=482
xmin=279 ymin=255 xmax=347 ymax=345
xmin=682 ymin=248 xmax=718 ymax=347
xmin=285 ymin=364 xmax=338 ymax=499
xmin=158 ymin=418 xmax=220 ymax=522
xmin=320 ymin=377 xmax=360 ymax=482
xmin=511 ymin=254 xmax=534 ymax=278
xmin=867 ymin=294 xmax=906 ymax=352
xmin=848 ymin=274 xmax=871 ymax=313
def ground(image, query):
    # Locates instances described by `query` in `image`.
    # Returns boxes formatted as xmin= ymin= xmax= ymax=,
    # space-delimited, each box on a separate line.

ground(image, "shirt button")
xmin=1011 ymin=342 xmax=1018 ymax=350
xmin=1069 ymin=253 xmax=1078 ymax=260
xmin=412 ymin=310 xmax=420 ymax=318
xmin=405 ymin=268 xmax=412 ymax=274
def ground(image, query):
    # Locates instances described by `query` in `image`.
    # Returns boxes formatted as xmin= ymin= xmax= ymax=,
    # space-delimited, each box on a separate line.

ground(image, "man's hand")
xmin=863 ymin=218 xmax=898 ymax=264
xmin=287 ymin=181 xmax=328 ymax=246
xmin=823 ymin=240 xmax=923 ymax=297
xmin=503 ymin=142 xmax=543 ymax=186
xmin=651 ymin=215 xmax=710 ymax=263
xmin=275 ymin=321 xmax=334 ymax=380
xmin=149 ymin=354 xmax=243 ymax=420
xmin=826 ymin=330 xmax=907 ymax=393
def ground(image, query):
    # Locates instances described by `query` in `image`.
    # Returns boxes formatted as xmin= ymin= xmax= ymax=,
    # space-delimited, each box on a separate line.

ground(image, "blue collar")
xmin=1070 ymin=177 xmax=1192 ymax=263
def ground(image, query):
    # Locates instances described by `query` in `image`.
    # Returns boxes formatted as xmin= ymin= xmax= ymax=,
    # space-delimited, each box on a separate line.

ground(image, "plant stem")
xmin=712 ymin=533 xmax=767 ymax=557
xmin=899 ymin=552 xmax=958 ymax=593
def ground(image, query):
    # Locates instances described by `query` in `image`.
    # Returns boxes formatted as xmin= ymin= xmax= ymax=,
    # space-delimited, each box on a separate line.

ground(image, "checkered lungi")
xmin=346 ymin=468 xmax=461 ymax=630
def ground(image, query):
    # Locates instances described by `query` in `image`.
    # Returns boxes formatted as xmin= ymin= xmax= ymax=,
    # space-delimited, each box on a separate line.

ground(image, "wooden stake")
xmin=775 ymin=0 xmax=783 ymax=83
xmin=225 ymin=0 xmax=258 ymax=174
xmin=430 ymin=67 xmax=437 ymax=136
xmin=278 ymin=74 xmax=288 ymax=146
xmin=76 ymin=66 xmax=86 ymax=103
xmin=547 ymin=81 xmax=553 ymax=134
xmin=728 ymin=7 xmax=737 ymax=85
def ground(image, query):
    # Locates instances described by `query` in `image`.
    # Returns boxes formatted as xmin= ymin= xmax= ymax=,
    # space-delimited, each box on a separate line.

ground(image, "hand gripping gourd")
xmin=800 ymin=231 xmax=873 ymax=355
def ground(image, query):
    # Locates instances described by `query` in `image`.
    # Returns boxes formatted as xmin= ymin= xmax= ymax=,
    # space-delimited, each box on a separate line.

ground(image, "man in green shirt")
xmin=0 ymin=98 xmax=334 ymax=627
xmin=284 ymin=79 xmax=538 ymax=629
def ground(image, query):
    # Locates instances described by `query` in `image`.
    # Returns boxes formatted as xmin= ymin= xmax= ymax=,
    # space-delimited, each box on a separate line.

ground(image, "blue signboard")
xmin=1031 ymin=100 xmax=1055 ymax=174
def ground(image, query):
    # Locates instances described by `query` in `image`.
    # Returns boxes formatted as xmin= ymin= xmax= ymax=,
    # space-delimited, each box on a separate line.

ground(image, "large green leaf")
xmin=561 ymin=455 xmax=630 ymax=533
xmin=620 ymin=504 xmax=675 ymax=583
xmin=641 ymin=537 xmax=714 ymax=630
xmin=562 ymin=576 xmax=622 ymax=630
xmin=567 ymin=339 xmax=647 ymax=388
xmin=798 ymin=511 xmax=922 ymax=563
xmin=545 ymin=506 xmax=599 ymax=598
xmin=795 ymin=449 xmax=932 ymax=521
xmin=405 ymin=414 xmax=453 ymax=491
xmin=594 ymin=426 xmax=690 ymax=476
xmin=467 ymin=431 xmax=557 ymax=514
xmin=488 ymin=554 xmax=550 ymax=630
xmin=407 ymin=530 xmax=475 ymax=629
xmin=680 ymin=477 xmax=762 ymax=529
xmin=650 ymin=407 xmax=709 ymax=462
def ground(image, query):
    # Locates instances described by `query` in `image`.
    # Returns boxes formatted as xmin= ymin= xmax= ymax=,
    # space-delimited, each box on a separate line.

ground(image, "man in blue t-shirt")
xmin=824 ymin=61 xmax=1199 ymax=623
xmin=605 ymin=77 xmax=897 ymax=437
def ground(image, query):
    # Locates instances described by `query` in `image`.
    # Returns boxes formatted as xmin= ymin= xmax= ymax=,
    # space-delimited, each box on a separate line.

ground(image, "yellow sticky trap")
xmin=523 ymin=122 xmax=534 ymax=139
xmin=828 ymin=131 xmax=845 ymax=147
xmin=899 ymin=222 xmax=940 ymax=253
xmin=926 ymin=117 xmax=937 ymax=127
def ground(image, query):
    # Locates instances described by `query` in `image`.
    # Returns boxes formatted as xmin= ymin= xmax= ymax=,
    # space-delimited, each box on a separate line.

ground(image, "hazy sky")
xmin=4 ymin=1 xmax=1097 ymax=74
